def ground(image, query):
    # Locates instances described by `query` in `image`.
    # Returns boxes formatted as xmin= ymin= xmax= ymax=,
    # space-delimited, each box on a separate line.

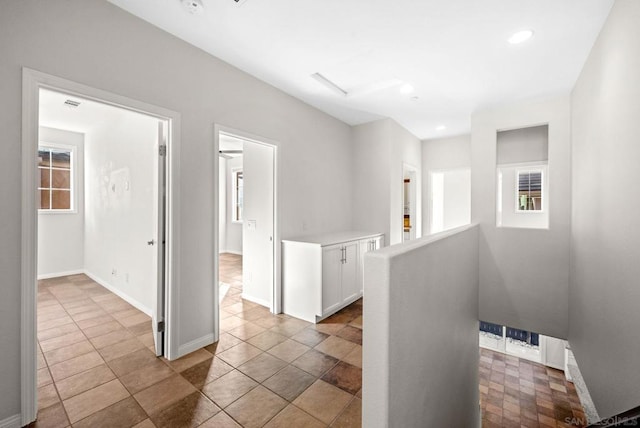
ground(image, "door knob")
xmin=147 ymin=239 xmax=156 ymax=246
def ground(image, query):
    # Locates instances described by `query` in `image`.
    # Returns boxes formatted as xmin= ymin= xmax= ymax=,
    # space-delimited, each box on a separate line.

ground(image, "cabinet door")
xmin=341 ymin=242 xmax=359 ymax=303
xmin=322 ymin=245 xmax=343 ymax=315
xmin=358 ymin=235 xmax=383 ymax=293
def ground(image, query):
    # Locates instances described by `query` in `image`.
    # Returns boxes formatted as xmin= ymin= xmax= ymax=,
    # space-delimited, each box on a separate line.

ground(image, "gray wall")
xmin=363 ymin=225 xmax=479 ymax=427
xmin=471 ymin=96 xmax=571 ymax=340
xmin=496 ymin=125 xmax=548 ymax=165
xmin=0 ymin=0 xmax=353 ymax=420
xmin=570 ymin=0 xmax=640 ymax=418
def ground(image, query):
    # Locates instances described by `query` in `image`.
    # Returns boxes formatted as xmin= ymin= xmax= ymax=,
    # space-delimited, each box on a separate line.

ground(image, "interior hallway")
xmin=33 ymin=263 xmax=363 ymax=427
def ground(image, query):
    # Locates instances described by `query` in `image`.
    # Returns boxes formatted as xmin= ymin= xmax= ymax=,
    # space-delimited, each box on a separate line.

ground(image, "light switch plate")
xmin=247 ymin=220 xmax=257 ymax=230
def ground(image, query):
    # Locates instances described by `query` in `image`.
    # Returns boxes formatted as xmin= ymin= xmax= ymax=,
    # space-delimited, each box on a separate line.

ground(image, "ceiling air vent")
xmin=233 ymin=0 xmax=250 ymax=5
xmin=64 ymin=99 xmax=81 ymax=108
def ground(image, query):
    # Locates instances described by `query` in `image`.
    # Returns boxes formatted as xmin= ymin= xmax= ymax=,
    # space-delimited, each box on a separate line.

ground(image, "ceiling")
xmin=107 ymin=0 xmax=613 ymax=140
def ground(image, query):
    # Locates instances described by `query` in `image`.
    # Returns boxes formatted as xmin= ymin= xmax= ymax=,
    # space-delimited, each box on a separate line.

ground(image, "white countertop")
xmin=282 ymin=231 xmax=383 ymax=247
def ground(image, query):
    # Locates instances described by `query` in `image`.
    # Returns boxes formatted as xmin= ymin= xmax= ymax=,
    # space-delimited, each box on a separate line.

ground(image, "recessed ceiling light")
xmin=400 ymin=84 xmax=414 ymax=95
xmin=508 ymin=29 xmax=534 ymax=45
xmin=436 ymin=125 xmax=446 ymax=131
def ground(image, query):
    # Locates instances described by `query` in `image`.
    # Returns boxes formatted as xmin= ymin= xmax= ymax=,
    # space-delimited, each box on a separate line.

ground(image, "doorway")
xmin=402 ymin=163 xmax=420 ymax=242
xmin=21 ymin=69 xmax=180 ymax=425
xmin=215 ymin=127 xmax=278 ymax=329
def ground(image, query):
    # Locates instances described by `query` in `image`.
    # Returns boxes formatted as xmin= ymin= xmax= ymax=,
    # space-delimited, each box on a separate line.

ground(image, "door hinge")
xmin=159 ymin=145 xmax=167 ymax=156
xmin=157 ymin=321 xmax=165 ymax=333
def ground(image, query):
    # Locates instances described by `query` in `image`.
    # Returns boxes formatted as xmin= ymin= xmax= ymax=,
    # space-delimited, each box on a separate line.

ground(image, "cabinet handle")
xmin=340 ymin=247 xmax=345 ymax=264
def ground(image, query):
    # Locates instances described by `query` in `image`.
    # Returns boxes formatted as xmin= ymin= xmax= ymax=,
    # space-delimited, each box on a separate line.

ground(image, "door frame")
xmin=21 ymin=68 xmax=181 ymax=425
xmin=213 ymin=124 xmax=280 ymax=339
xmin=402 ymin=162 xmax=421 ymax=241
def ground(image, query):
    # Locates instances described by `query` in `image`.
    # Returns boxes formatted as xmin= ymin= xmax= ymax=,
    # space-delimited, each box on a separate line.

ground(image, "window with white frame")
xmin=232 ymin=169 xmax=243 ymax=222
xmin=516 ymin=170 xmax=543 ymax=212
xmin=38 ymin=145 xmax=74 ymax=211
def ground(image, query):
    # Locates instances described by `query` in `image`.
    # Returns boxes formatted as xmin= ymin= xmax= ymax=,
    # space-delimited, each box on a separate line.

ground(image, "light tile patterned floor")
xmin=479 ymin=347 xmax=587 ymax=427
xmin=32 ymin=254 xmax=362 ymax=427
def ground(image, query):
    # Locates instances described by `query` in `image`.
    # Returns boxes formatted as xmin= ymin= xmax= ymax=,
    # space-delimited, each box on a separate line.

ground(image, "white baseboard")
xmin=0 ymin=414 xmax=21 ymax=428
xmin=37 ymin=269 xmax=84 ymax=280
xmin=84 ymin=270 xmax=152 ymax=316
xmin=177 ymin=334 xmax=215 ymax=359
xmin=241 ymin=293 xmax=270 ymax=309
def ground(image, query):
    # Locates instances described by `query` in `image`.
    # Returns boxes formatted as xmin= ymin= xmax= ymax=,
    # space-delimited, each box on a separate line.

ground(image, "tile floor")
xmin=33 ymin=254 xmax=584 ymax=427
xmin=479 ymin=347 xmax=587 ymax=427
xmin=32 ymin=254 xmax=362 ymax=427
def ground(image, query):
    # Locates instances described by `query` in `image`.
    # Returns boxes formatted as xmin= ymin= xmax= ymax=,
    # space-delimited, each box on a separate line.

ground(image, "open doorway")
xmin=21 ymin=70 xmax=179 ymax=425
xmin=216 ymin=128 xmax=277 ymax=322
xmin=402 ymin=163 xmax=420 ymax=242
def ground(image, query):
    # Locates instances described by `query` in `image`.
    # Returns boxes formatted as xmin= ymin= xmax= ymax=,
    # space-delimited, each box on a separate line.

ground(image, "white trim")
xmin=177 ymin=333 xmax=215 ymax=357
xmin=231 ymin=167 xmax=243 ymax=223
xmin=84 ymin=271 xmax=152 ymax=316
xmin=21 ymin=68 xmax=182 ymax=425
xmin=241 ymin=293 xmax=271 ymax=308
xmin=214 ymin=124 xmax=282 ymax=324
xmin=0 ymin=414 xmax=21 ymax=428
xmin=37 ymin=269 xmax=84 ymax=280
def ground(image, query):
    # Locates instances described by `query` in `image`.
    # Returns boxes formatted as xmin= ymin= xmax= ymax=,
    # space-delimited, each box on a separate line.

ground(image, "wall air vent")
xmin=64 ymin=99 xmax=81 ymax=108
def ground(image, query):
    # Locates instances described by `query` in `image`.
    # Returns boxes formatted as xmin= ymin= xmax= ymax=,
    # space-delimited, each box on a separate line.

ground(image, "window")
xmin=479 ymin=320 xmax=541 ymax=363
xmin=516 ymin=170 xmax=543 ymax=211
xmin=232 ymin=169 xmax=243 ymax=222
xmin=38 ymin=146 xmax=74 ymax=211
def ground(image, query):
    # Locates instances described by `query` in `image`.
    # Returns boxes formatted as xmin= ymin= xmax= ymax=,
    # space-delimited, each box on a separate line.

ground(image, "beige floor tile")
xmin=246 ymin=330 xmax=289 ymax=351
xmin=90 ymin=328 xmax=135 ymax=349
xmin=49 ymin=351 xmax=104 ymax=381
xmin=291 ymin=328 xmax=330 ymax=348
xmin=293 ymin=380 xmax=352 ymax=425
xmin=38 ymin=384 xmax=60 ymax=410
xmin=199 ymin=411 xmax=242 ymax=428
xmin=37 ymin=323 xmax=80 ymax=342
xmin=132 ymin=418 xmax=156 ymax=428
xmin=55 ymin=364 xmax=116 ymax=400
xmin=237 ymin=353 xmax=287 ymax=383
xmin=225 ymin=386 xmax=288 ymax=428
xmin=37 ymin=314 xmax=75 ymax=332
xmin=205 ymin=333 xmax=244 ymax=354
xmin=72 ymin=396 xmax=147 ymax=428
xmin=133 ymin=374 xmax=196 ymax=416
xmin=342 ymin=345 xmax=362 ymax=368
xmin=75 ymin=314 xmax=116 ymax=330
xmin=119 ymin=359 xmax=176 ymax=395
xmin=181 ymin=357 xmax=235 ymax=389
xmin=228 ymin=321 xmax=266 ymax=340
xmin=82 ymin=320 xmax=126 ymax=339
xmin=119 ymin=312 xmax=151 ymax=327
xmin=263 ymin=365 xmax=316 ymax=402
xmin=70 ymin=308 xmax=109 ymax=323
xmin=149 ymin=391 xmax=220 ymax=427
xmin=98 ymin=337 xmax=147 ymax=361
xmin=43 ymin=340 xmax=94 ymax=366
xmin=264 ymin=404 xmax=325 ymax=428
xmin=220 ymin=315 xmax=248 ymax=331
xmin=331 ymin=397 xmax=361 ymax=427
xmin=201 ymin=370 xmax=258 ymax=408
xmin=267 ymin=339 xmax=310 ymax=363
xmin=217 ymin=342 xmax=263 ymax=367
xmin=34 ymin=402 xmax=70 ymax=428
xmin=108 ymin=347 xmax=162 ymax=378
xmin=37 ymin=367 xmax=53 ymax=387
xmin=39 ymin=330 xmax=87 ymax=353
xmin=63 ymin=379 xmax=130 ymax=423
xmin=164 ymin=348 xmax=213 ymax=373
xmin=314 ymin=336 xmax=357 ymax=360
xmin=292 ymin=349 xmax=339 ymax=377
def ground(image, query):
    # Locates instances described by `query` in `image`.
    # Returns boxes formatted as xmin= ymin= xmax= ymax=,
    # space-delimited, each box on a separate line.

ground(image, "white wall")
xmin=363 ymin=225 xmax=479 ymax=427
xmin=1 ymin=1 xmax=354 ymax=418
xmin=422 ymin=135 xmax=471 ymax=235
xmin=37 ymin=127 xmax=85 ymax=278
xmin=84 ymin=109 xmax=159 ymax=315
xmin=242 ymin=142 xmax=274 ymax=306
xmin=218 ymin=157 xmax=227 ymax=253
xmin=570 ymin=0 xmax=640 ymax=418
xmin=471 ymin=96 xmax=571 ymax=340
xmin=352 ymin=118 xmax=422 ymax=246
xmin=224 ymin=156 xmax=243 ymax=254
xmin=496 ymin=125 xmax=549 ymax=165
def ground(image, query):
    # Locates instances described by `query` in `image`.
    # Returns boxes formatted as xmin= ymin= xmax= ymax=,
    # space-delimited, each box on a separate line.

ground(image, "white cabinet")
xmin=282 ymin=231 xmax=383 ymax=323
xmin=358 ymin=236 xmax=383 ymax=293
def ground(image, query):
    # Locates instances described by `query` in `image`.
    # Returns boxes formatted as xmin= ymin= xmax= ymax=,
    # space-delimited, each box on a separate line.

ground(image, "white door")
xmin=151 ymin=121 xmax=167 ymax=356
xmin=322 ymin=245 xmax=343 ymax=315
xmin=242 ymin=141 xmax=275 ymax=309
